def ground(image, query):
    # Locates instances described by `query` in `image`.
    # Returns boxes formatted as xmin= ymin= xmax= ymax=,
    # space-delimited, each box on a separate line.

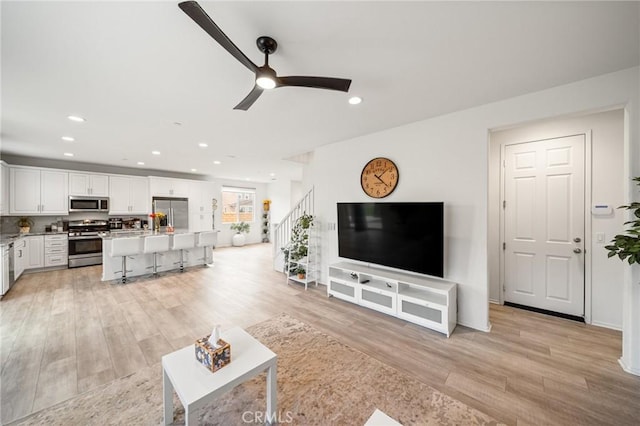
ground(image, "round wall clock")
xmin=360 ymin=157 xmax=399 ymax=198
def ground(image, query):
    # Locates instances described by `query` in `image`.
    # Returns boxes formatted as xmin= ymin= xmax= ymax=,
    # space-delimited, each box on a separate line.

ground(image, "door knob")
xmin=573 ymin=248 xmax=582 ymax=254
xmin=574 ymin=237 xmax=581 ymax=243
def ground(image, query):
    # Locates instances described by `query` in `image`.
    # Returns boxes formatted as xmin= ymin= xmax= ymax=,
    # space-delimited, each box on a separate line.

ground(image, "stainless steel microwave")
xmin=69 ymin=196 xmax=109 ymax=212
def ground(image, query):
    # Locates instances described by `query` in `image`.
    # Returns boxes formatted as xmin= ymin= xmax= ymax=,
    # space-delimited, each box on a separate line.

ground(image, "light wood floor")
xmin=1 ymin=244 xmax=639 ymax=425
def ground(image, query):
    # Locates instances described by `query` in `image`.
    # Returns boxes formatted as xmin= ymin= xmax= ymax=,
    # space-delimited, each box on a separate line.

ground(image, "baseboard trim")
xmin=591 ymin=320 xmax=622 ymax=331
xmin=618 ymin=357 xmax=640 ymax=376
xmin=457 ymin=320 xmax=492 ymax=332
xmin=504 ymin=302 xmax=585 ymax=323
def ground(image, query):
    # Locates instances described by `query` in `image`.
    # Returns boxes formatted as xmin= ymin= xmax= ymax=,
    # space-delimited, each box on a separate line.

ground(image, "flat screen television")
xmin=337 ymin=202 xmax=444 ymax=277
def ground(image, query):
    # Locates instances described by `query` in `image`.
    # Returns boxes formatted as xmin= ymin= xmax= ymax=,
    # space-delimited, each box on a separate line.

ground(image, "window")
xmin=221 ymin=186 xmax=255 ymax=224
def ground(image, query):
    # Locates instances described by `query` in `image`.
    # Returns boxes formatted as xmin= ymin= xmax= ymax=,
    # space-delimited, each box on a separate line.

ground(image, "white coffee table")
xmin=162 ymin=327 xmax=277 ymax=425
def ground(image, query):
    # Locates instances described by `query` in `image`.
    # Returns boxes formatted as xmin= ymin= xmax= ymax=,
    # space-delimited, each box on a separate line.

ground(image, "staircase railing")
xmin=273 ymin=187 xmax=314 ymax=270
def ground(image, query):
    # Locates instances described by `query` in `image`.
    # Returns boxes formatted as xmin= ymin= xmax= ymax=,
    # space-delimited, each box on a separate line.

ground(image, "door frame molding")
xmin=498 ymin=131 xmax=593 ymax=323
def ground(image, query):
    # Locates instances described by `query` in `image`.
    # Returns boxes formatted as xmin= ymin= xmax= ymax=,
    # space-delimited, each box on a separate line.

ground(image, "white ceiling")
xmin=2 ymin=1 xmax=638 ymax=183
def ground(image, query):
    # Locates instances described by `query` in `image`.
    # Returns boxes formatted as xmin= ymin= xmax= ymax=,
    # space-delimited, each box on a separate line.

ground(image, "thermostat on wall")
xmin=591 ymin=204 xmax=613 ymax=216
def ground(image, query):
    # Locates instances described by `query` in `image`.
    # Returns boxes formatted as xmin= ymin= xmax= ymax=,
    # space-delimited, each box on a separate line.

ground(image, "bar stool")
xmin=143 ymin=235 xmax=170 ymax=275
xmin=110 ymin=237 xmax=141 ymax=284
xmin=196 ymin=231 xmax=218 ymax=265
xmin=171 ymin=233 xmax=195 ymax=272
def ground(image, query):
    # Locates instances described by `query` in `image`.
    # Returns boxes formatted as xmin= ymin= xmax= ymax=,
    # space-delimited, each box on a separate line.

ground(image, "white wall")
xmin=267 ymin=179 xmax=292 ymax=227
xmin=303 ymin=67 xmax=639 ymax=339
xmin=212 ymin=179 xmax=269 ymax=248
xmin=488 ymin=110 xmax=625 ymax=329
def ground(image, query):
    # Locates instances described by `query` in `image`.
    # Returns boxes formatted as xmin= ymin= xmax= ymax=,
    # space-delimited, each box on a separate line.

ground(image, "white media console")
xmin=327 ymin=262 xmax=457 ymax=337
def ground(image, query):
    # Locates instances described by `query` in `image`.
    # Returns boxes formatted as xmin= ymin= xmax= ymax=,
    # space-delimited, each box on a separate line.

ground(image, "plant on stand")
xmin=231 ymin=221 xmax=250 ymax=247
xmin=295 ymin=266 xmax=306 ymax=279
xmin=17 ymin=217 xmax=33 ymax=233
xmin=282 ymin=212 xmax=314 ymax=278
xmin=605 ymin=177 xmax=640 ymax=264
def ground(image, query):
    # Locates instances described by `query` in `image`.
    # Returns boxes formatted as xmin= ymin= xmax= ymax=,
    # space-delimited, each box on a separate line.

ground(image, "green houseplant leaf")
xmin=606 ymin=177 xmax=640 ymax=265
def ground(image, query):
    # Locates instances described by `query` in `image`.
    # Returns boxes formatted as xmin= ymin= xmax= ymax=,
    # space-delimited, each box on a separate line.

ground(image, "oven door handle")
xmin=69 ymin=236 xmax=102 ymax=241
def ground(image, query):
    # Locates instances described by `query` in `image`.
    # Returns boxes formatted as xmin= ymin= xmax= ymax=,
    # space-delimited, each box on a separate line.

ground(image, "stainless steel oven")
xmin=69 ymin=196 xmax=109 ymax=212
xmin=68 ymin=220 xmax=109 ymax=268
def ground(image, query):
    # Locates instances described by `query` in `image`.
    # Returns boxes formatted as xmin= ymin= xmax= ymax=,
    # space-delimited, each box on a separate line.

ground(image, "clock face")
xmin=360 ymin=157 xmax=399 ymax=198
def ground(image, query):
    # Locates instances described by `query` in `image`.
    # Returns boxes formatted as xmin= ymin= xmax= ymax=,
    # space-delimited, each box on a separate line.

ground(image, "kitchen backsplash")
xmin=0 ymin=213 xmax=147 ymax=234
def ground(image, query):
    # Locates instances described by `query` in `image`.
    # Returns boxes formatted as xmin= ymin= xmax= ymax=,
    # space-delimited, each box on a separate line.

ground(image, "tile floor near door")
xmin=1 ymin=243 xmax=639 ymax=425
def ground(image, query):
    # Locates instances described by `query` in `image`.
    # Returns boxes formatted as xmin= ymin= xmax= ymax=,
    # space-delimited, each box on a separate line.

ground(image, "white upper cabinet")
xmin=69 ymin=173 xmax=109 ymax=196
xmin=149 ymin=177 xmax=189 ymax=197
xmin=188 ymin=181 xmax=215 ymax=214
xmin=10 ymin=167 xmax=69 ymax=215
xmin=109 ymin=175 xmax=149 ymax=215
xmin=0 ymin=162 xmax=9 ymax=215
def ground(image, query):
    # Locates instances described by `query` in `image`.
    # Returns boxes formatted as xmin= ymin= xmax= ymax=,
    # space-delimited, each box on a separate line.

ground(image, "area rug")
xmin=14 ymin=314 xmax=501 ymax=425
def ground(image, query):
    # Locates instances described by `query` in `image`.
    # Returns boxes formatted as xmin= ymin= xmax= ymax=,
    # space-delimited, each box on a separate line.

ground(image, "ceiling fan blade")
xmin=178 ymin=1 xmax=258 ymax=73
xmin=233 ymin=85 xmax=264 ymax=110
xmin=277 ymin=76 xmax=352 ymax=92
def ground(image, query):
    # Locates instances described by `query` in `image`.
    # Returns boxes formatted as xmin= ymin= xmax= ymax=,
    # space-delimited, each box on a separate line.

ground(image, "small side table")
xmin=162 ymin=327 xmax=277 ymax=425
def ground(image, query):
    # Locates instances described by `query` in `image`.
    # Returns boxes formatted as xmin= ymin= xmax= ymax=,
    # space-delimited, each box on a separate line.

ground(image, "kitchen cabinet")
xmin=109 ymin=175 xmax=149 ymax=215
xmin=149 ymin=177 xmax=189 ymax=197
xmin=0 ymin=161 xmax=9 ymax=215
xmin=69 ymin=173 xmax=109 ymax=196
xmin=25 ymin=236 xmax=44 ymax=270
xmin=188 ymin=181 xmax=215 ymax=232
xmin=14 ymin=237 xmax=26 ymax=281
xmin=10 ymin=167 xmax=69 ymax=215
xmin=45 ymin=234 xmax=68 ymax=267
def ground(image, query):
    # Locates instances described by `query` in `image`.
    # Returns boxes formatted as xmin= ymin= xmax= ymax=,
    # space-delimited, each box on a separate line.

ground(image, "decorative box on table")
xmin=195 ymin=335 xmax=231 ymax=372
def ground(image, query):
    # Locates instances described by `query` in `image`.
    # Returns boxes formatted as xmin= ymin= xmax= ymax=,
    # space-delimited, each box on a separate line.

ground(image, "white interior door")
xmin=503 ymin=134 xmax=585 ymax=316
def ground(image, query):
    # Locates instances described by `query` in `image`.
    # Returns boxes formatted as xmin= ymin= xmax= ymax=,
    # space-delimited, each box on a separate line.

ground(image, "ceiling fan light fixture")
xmin=256 ymin=66 xmax=277 ymax=90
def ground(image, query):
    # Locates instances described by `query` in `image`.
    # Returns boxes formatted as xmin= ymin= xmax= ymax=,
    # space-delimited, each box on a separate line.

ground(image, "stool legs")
xmin=115 ymin=255 xmax=132 ymax=284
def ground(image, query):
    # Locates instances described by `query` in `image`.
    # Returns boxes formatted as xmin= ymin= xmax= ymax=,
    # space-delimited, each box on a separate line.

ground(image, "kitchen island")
xmin=101 ymin=230 xmax=218 ymax=282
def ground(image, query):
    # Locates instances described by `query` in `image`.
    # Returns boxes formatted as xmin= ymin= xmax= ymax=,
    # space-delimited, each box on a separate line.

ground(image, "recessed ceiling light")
xmin=245 ymin=178 xmax=251 ymax=181
xmin=213 ymin=160 xmax=221 ymax=165
xmin=191 ymin=168 xmax=197 ymax=172
xmin=173 ymin=121 xmax=182 ymax=126
xmin=63 ymin=152 xmax=74 ymax=157
xmin=152 ymin=150 xmax=161 ymax=155
xmin=61 ymin=136 xmax=75 ymax=142
xmin=348 ymin=96 xmax=362 ymax=105
xmin=137 ymin=161 xmax=145 ymax=165
xmin=198 ymin=143 xmax=208 ymax=148
xmin=67 ymin=115 xmax=85 ymax=122
xmin=269 ymin=172 xmax=275 ymax=177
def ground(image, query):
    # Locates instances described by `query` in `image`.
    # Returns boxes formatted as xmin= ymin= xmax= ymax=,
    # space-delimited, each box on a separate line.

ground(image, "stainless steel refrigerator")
xmin=152 ymin=197 xmax=189 ymax=231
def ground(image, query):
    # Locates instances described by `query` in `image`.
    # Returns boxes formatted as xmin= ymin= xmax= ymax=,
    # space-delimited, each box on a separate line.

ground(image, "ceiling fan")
xmin=178 ymin=1 xmax=352 ymax=110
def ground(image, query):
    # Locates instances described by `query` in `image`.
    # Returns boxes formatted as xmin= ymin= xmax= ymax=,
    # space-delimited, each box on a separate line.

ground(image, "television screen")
xmin=337 ymin=202 xmax=444 ymax=277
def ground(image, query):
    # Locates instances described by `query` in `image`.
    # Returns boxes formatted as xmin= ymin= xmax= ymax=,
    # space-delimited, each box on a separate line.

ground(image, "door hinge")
xmin=503 ymin=284 xmax=506 ymax=292
xmin=502 ymin=242 xmax=506 ymax=250
xmin=503 ymin=200 xmax=506 ymax=209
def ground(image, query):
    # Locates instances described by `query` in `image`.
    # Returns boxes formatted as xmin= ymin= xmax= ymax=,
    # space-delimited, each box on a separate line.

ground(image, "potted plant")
xmin=17 ymin=217 xmax=33 ymax=233
xmin=295 ymin=266 xmax=306 ymax=279
xmin=230 ymin=222 xmax=250 ymax=246
xmin=605 ymin=177 xmax=640 ymax=264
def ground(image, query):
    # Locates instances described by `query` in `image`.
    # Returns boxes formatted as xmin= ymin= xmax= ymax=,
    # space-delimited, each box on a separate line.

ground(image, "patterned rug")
xmin=13 ymin=314 xmax=501 ymax=425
